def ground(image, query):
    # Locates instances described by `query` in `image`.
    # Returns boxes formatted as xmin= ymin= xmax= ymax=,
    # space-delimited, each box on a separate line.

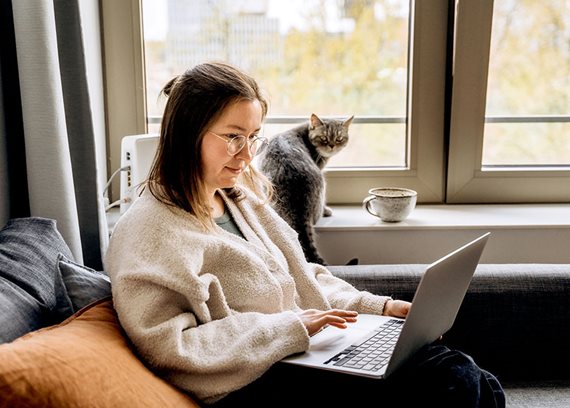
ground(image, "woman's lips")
xmin=226 ymin=167 xmax=242 ymax=175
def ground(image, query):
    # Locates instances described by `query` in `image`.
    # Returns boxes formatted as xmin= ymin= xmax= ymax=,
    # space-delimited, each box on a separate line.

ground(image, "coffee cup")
xmin=363 ymin=187 xmax=417 ymax=222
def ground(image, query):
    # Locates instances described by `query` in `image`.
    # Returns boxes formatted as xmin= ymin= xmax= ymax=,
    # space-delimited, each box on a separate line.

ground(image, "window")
xmin=103 ymin=0 xmax=447 ymax=204
xmin=101 ymin=0 xmax=569 ymax=205
xmin=447 ymin=0 xmax=570 ymax=203
xmin=144 ymin=0 xmax=410 ymax=169
xmin=484 ymin=1 xmax=570 ymax=167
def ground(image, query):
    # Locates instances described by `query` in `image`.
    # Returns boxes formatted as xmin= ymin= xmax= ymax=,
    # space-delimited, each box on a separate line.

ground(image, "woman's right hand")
xmin=382 ymin=299 xmax=411 ymax=318
xmin=297 ymin=309 xmax=358 ymax=336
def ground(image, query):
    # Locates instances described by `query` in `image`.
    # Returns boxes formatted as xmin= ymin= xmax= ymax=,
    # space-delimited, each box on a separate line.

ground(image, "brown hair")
xmin=146 ymin=62 xmax=272 ymax=229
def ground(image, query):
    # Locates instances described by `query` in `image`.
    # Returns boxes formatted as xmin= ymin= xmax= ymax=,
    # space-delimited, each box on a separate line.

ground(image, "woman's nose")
xmin=235 ymin=141 xmax=253 ymax=161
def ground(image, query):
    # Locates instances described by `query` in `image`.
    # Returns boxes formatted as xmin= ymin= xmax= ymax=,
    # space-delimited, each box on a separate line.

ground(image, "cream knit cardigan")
xmin=105 ymin=188 xmax=390 ymax=403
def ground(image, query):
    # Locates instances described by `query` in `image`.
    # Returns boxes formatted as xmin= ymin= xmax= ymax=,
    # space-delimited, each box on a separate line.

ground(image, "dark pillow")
xmin=57 ymin=253 xmax=112 ymax=312
xmin=0 ymin=217 xmax=74 ymax=344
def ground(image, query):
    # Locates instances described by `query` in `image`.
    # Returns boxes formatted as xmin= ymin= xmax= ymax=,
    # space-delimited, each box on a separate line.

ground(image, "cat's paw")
xmin=346 ymin=258 xmax=359 ymax=266
xmin=323 ymin=206 xmax=333 ymax=217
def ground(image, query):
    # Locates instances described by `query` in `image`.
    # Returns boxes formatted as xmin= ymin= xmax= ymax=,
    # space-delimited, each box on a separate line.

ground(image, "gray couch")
xmin=1 ymin=218 xmax=569 ymax=407
xmin=329 ymin=263 xmax=570 ymax=407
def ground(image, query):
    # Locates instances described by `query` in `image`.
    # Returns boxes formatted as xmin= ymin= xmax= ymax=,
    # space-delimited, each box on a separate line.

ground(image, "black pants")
xmin=211 ymin=343 xmax=505 ymax=407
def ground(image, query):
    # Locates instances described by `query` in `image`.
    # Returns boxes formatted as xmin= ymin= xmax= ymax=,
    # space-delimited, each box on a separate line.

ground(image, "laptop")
xmin=281 ymin=232 xmax=490 ymax=379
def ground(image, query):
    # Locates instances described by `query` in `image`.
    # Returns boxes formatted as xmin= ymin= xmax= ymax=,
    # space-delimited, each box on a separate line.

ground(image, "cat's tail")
xmin=297 ymin=222 xmax=328 ymax=265
xmin=294 ymin=217 xmax=362 ymax=266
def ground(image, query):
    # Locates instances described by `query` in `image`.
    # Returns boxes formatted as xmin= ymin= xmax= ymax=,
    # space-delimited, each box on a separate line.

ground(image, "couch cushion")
xmin=57 ymin=253 xmax=112 ymax=312
xmin=0 ymin=217 xmax=74 ymax=344
xmin=0 ymin=297 xmax=200 ymax=407
xmin=329 ymin=263 xmax=570 ymax=381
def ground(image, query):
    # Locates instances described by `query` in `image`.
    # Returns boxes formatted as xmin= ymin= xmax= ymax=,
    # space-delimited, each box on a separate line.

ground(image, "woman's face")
xmin=200 ymin=99 xmax=263 ymax=196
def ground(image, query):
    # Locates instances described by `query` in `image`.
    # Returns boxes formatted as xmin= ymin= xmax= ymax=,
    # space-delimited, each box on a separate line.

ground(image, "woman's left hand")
xmin=383 ymin=299 xmax=411 ymax=318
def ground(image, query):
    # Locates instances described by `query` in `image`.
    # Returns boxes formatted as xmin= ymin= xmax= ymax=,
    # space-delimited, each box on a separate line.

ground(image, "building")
xmin=166 ymin=0 xmax=282 ymax=73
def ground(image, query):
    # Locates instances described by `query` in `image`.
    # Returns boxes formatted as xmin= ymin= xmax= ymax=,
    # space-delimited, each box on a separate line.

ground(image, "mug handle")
xmin=362 ymin=195 xmax=378 ymax=216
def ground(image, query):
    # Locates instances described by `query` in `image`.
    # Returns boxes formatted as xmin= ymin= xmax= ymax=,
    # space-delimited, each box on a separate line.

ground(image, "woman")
xmin=105 ymin=62 xmax=504 ymax=407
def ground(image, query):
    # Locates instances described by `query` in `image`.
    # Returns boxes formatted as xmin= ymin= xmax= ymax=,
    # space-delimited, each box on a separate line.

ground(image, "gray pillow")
xmin=0 ymin=217 xmax=74 ymax=344
xmin=57 ymin=254 xmax=112 ymax=312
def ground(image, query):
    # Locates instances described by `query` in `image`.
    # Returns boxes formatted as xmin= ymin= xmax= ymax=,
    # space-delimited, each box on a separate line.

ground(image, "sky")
xmin=142 ymin=0 xmax=167 ymax=40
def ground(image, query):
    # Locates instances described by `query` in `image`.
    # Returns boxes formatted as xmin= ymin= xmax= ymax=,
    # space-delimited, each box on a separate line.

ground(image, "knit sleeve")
xmin=114 ymin=273 xmax=307 ymax=403
xmin=312 ymin=264 xmax=392 ymax=315
xmin=105 ymin=203 xmax=309 ymax=403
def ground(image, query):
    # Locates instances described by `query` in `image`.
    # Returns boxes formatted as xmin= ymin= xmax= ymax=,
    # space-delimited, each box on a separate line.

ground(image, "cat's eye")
xmin=337 ymin=137 xmax=345 ymax=143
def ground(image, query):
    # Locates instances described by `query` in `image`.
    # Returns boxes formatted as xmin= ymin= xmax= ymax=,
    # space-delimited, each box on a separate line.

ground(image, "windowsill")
xmin=316 ymin=203 xmax=570 ymax=231
xmin=107 ymin=204 xmax=570 ymax=264
xmin=314 ymin=203 xmax=570 ymax=264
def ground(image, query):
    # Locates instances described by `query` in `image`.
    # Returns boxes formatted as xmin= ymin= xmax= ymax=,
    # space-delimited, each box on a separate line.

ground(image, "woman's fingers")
xmin=318 ymin=314 xmax=351 ymax=328
xmin=300 ymin=302 xmax=415 ymax=337
xmin=320 ymin=310 xmax=358 ymax=327
xmin=298 ymin=309 xmax=358 ymax=336
xmin=326 ymin=309 xmax=358 ymax=321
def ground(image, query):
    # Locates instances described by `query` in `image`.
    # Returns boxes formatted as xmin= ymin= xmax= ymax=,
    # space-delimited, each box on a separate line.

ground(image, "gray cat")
xmin=258 ymin=113 xmax=354 ymax=265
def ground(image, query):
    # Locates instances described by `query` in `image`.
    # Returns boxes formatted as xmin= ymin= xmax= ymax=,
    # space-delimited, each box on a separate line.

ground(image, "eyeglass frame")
xmin=208 ymin=130 xmax=268 ymax=157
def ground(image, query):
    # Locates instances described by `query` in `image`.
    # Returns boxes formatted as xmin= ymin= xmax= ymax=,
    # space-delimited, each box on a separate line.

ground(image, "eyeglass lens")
xmin=228 ymin=136 xmax=265 ymax=156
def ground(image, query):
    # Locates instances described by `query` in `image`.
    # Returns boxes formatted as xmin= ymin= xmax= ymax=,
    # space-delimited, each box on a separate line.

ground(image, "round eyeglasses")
xmin=208 ymin=131 xmax=268 ymax=157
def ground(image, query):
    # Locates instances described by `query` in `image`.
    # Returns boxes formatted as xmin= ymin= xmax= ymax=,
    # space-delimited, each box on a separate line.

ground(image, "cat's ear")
xmin=310 ymin=113 xmax=324 ymax=129
xmin=343 ymin=115 xmax=355 ymax=128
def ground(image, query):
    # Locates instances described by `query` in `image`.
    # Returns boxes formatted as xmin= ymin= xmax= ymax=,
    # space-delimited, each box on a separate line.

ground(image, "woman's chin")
xmin=220 ymin=177 xmax=239 ymax=189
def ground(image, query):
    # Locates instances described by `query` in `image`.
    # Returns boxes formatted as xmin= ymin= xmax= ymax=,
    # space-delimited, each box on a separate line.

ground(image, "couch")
xmin=329 ymin=264 xmax=570 ymax=407
xmin=1 ymin=217 xmax=569 ymax=407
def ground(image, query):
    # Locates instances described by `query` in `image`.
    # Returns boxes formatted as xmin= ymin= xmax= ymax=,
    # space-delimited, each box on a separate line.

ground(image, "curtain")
xmin=0 ymin=0 xmax=107 ymax=269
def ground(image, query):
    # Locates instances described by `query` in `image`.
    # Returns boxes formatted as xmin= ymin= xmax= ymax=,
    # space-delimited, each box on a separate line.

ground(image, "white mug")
xmin=363 ymin=187 xmax=417 ymax=222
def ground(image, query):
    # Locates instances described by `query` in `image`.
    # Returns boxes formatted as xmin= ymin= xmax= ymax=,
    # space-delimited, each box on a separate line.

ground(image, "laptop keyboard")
xmin=326 ymin=319 xmax=404 ymax=372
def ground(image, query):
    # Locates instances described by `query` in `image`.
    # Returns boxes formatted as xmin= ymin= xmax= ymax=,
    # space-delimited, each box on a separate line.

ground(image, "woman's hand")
xmin=383 ymin=299 xmax=411 ymax=318
xmin=297 ymin=309 xmax=358 ymax=336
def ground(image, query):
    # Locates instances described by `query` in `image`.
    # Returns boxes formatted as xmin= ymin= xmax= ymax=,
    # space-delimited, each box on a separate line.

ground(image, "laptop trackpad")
xmin=311 ymin=314 xmax=393 ymax=349
xmin=283 ymin=314 xmax=392 ymax=365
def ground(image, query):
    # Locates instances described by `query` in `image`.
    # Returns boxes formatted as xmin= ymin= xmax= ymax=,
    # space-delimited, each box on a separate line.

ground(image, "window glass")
xmin=483 ymin=1 xmax=570 ymax=166
xmin=142 ymin=0 xmax=410 ymax=168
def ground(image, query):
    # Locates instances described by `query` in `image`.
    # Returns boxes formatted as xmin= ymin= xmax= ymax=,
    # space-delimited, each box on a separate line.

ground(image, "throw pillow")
xmin=0 ymin=217 xmax=74 ymax=344
xmin=57 ymin=254 xmax=112 ymax=312
xmin=0 ymin=297 xmax=201 ymax=408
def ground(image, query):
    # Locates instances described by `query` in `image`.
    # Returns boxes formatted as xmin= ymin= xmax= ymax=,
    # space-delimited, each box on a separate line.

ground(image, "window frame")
xmin=324 ymin=0 xmax=448 ymax=204
xmin=447 ymin=0 xmax=570 ymax=203
xmin=99 ymin=1 xmax=566 ymax=205
xmin=100 ymin=0 xmax=147 ymax=203
xmin=101 ymin=0 xmax=449 ymax=205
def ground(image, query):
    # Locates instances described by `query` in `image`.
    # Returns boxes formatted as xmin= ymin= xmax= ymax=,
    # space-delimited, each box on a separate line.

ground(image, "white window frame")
xmin=447 ymin=0 xmax=570 ymax=203
xmin=100 ymin=0 xmax=147 ymax=202
xmin=100 ymin=0 xmax=448 ymax=205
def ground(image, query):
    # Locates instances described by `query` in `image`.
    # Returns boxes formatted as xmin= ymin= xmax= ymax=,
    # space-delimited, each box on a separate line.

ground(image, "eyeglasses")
xmin=208 ymin=131 xmax=268 ymax=157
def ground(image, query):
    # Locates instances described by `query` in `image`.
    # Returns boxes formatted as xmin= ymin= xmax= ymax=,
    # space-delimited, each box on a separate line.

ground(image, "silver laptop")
xmin=282 ymin=232 xmax=490 ymax=379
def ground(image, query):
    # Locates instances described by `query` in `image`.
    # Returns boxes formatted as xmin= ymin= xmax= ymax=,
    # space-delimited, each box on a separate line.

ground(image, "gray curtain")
xmin=0 ymin=0 xmax=107 ymax=269
xmin=0 ymin=56 xmax=8 ymax=226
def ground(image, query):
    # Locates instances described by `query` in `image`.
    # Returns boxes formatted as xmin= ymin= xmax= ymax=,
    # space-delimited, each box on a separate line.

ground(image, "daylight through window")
xmin=142 ymin=0 xmax=411 ymax=168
